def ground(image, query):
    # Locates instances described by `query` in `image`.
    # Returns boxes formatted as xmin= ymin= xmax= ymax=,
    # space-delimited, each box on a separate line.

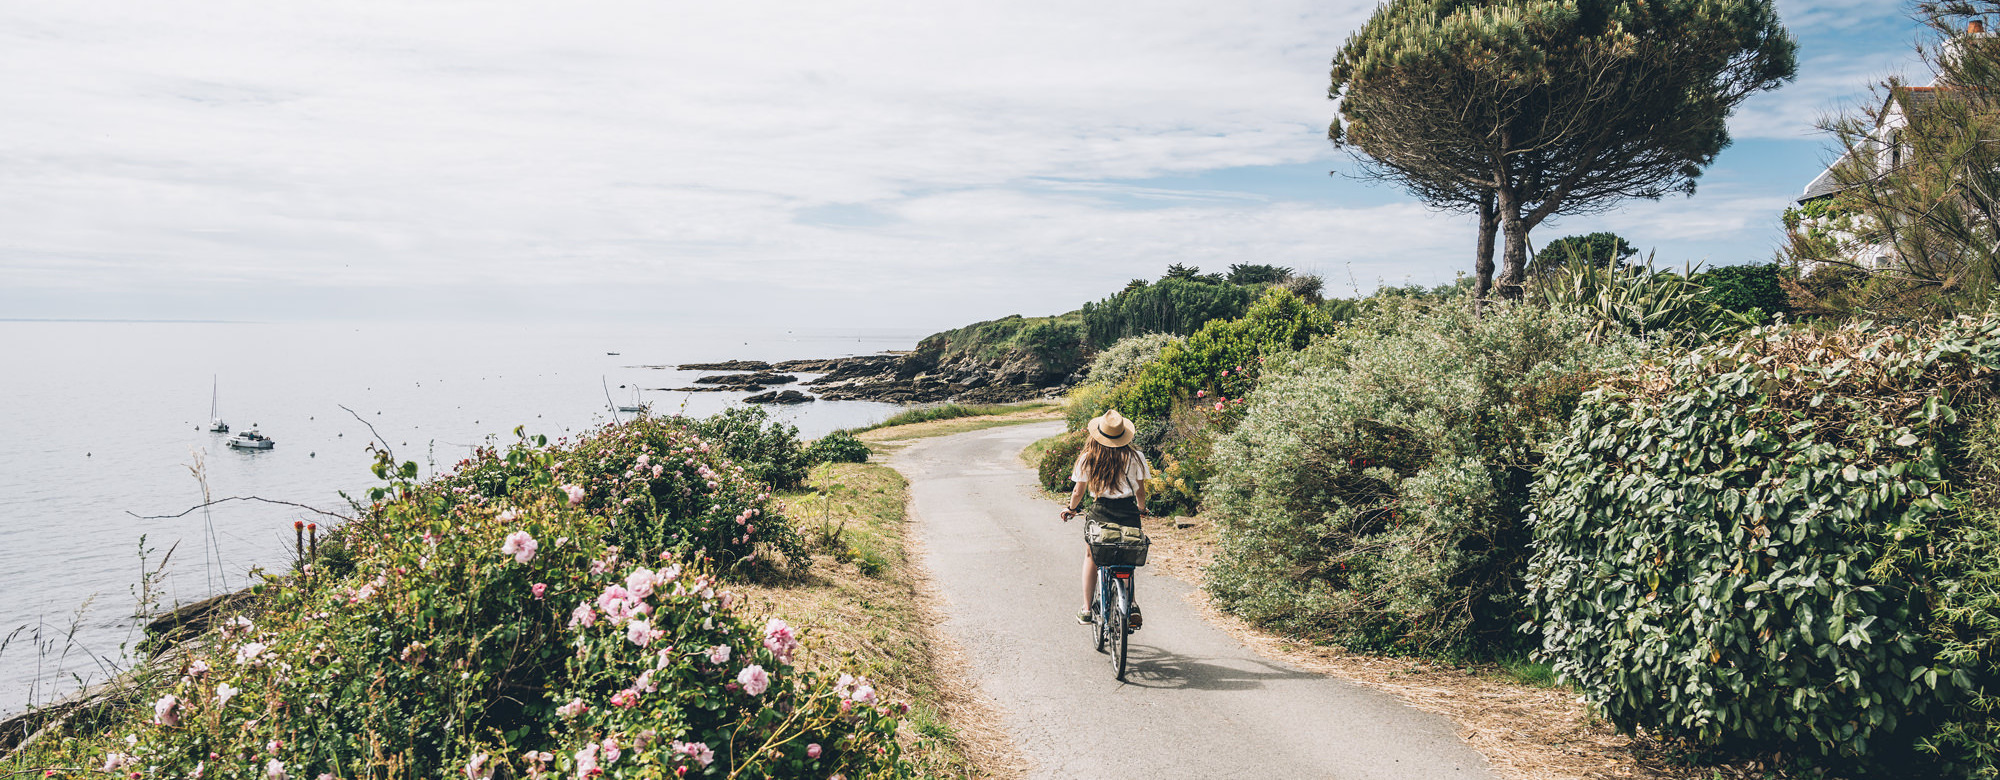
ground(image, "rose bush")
xmin=19 ymin=416 xmax=911 ymax=778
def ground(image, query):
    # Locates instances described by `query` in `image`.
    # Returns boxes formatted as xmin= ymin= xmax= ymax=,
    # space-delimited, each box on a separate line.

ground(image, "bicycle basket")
xmin=1087 ymin=523 xmax=1150 ymax=567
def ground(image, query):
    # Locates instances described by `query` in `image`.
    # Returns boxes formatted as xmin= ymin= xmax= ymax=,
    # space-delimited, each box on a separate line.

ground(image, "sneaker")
xmin=1076 ymin=608 xmax=1095 ymax=625
xmin=1127 ymin=605 xmax=1143 ymax=631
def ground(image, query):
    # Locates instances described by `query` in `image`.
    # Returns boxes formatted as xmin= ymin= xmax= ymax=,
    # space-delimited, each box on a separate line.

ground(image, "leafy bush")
xmin=1692 ymin=263 xmax=1790 ymax=324
xmin=1528 ymin=316 xmax=2000 ymax=773
xmin=1205 ymin=299 xmax=1641 ymax=654
xmin=1036 ymin=431 xmax=1087 ymax=493
xmin=26 ymin=418 xmax=911 ymax=778
xmin=1101 ymin=288 xmax=1331 ymax=424
xmin=803 ymin=430 xmax=871 ymax=465
xmin=690 ymin=406 xmax=812 ymax=491
xmin=1084 ymin=333 xmax=1184 ymax=389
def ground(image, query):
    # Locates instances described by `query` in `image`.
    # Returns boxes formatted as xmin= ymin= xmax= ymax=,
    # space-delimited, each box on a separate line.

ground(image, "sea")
xmin=0 ymin=320 xmax=921 ymax=711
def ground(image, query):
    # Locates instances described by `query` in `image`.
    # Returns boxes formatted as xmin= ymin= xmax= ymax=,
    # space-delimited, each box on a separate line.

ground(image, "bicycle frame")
xmin=1093 ymin=563 xmax=1137 ymax=680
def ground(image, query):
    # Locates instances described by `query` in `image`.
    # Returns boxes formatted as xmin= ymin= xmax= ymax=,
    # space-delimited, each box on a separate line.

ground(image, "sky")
xmin=0 ymin=1 xmax=1939 ymax=332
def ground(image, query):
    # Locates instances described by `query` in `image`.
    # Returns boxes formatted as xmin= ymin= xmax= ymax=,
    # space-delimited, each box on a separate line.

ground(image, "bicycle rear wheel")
xmin=1092 ymin=576 xmax=1109 ymax=653
xmin=1111 ymin=577 xmax=1130 ymax=681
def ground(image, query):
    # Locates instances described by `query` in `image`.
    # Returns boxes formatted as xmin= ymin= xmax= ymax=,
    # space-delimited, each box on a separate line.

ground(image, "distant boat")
xmin=226 ymin=429 xmax=274 ymax=450
xmin=207 ymin=376 xmax=229 ymax=433
xmin=617 ymin=387 xmax=648 ymax=414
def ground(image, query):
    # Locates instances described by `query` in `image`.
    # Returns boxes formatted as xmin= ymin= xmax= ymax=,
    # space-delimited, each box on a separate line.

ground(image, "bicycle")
xmin=1073 ymin=514 xmax=1150 ymax=681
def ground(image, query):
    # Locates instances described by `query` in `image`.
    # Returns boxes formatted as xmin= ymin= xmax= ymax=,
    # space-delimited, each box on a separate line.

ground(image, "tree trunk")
xmin=1473 ymin=190 xmax=1499 ymax=306
xmin=1495 ymin=186 xmax=1531 ymax=300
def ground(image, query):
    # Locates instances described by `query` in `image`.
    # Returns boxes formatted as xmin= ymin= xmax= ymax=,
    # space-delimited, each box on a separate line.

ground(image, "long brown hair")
xmin=1078 ymin=438 xmax=1139 ymax=494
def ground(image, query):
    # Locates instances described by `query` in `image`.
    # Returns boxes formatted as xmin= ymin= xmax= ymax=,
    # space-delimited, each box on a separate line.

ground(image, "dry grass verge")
xmin=857 ymin=404 xmax=1060 ymax=447
xmin=736 ymin=433 xmax=1039 ymax=778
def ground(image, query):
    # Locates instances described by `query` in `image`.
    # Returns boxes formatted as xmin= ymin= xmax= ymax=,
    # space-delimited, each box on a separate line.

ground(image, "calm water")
xmin=0 ymin=321 xmax=918 ymax=708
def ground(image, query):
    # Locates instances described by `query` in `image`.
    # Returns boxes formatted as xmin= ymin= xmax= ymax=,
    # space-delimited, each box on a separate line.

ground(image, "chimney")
xmin=1972 ymin=20 xmax=1987 ymax=34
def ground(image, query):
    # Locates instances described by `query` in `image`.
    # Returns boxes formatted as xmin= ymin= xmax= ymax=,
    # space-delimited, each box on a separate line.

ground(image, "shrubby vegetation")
xmin=801 ymin=429 xmax=871 ymax=465
xmin=1529 ymin=315 xmax=2000 ymax=775
xmin=690 ymin=406 xmax=814 ymax=492
xmin=1204 ymin=299 xmax=1640 ymax=653
xmin=1099 ymin=288 xmax=1332 ymax=424
xmin=22 ymin=414 xmax=912 ymax=778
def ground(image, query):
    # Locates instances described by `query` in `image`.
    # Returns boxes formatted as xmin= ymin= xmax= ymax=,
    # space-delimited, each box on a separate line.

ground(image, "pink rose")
xmin=708 ymin=644 xmax=732 ymax=664
xmin=806 ymin=743 xmax=822 ymax=759
xmin=500 ymin=531 xmax=538 ymax=564
xmin=531 ymin=582 xmax=547 ymax=600
xmin=736 ymin=664 xmax=769 ymax=696
xmin=626 ymin=619 xmax=653 ymax=646
xmin=569 ymin=602 xmax=596 ymax=629
xmin=563 ymin=484 xmax=586 ymax=505
xmin=152 ymin=694 xmax=180 ymax=726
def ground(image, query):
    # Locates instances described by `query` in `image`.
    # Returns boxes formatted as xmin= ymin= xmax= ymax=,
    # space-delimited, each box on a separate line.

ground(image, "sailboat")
xmin=208 ymin=376 xmax=230 ymax=433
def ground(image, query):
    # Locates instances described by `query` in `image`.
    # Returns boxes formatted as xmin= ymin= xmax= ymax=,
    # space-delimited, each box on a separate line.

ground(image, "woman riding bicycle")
xmin=1060 ymin=410 xmax=1150 ymax=625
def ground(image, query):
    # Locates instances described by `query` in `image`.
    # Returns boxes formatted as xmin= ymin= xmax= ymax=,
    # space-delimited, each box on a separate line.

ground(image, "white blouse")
xmin=1070 ymin=450 xmax=1152 ymax=499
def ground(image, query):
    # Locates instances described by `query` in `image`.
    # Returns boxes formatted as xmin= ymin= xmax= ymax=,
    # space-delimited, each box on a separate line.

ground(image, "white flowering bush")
xmin=19 ymin=417 xmax=909 ymax=778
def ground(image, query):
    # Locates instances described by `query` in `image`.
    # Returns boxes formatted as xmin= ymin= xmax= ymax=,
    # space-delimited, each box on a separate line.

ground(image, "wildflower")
xmin=600 ymin=736 xmax=622 ymax=765
xmin=501 ymin=531 xmax=539 ymax=564
xmin=563 ymin=484 xmax=586 ymax=505
xmin=610 ymin=688 xmax=639 ymax=709
xmin=569 ymin=601 xmax=596 ymax=629
xmin=224 ymin=615 xmax=254 ymax=635
xmin=401 ymin=642 xmax=428 ymax=664
xmin=574 ymin=743 xmax=600 ymax=776
xmin=672 ymin=741 xmax=715 ymax=767
xmin=101 ymin=753 xmax=133 ymax=772
xmin=236 ymin=641 xmax=268 ymax=666
xmin=626 ymin=619 xmax=654 ymax=646
xmin=465 ymin=753 xmax=492 ymax=780
xmin=762 ymin=618 xmax=799 ymax=664
xmin=556 ymin=698 xmax=588 ymax=719
xmin=708 ymin=644 xmax=731 ymax=664
xmin=152 ymin=694 xmax=180 ymax=726
xmin=216 ymin=681 xmax=239 ymax=706
xmin=736 ymin=664 xmax=769 ymax=696
xmin=265 ymin=759 xmax=287 ymax=780
xmin=807 ymin=743 xmax=822 ymax=759
xmin=531 ymin=582 xmax=548 ymax=600
xmin=186 ymin=659 xmax=209 ymax=678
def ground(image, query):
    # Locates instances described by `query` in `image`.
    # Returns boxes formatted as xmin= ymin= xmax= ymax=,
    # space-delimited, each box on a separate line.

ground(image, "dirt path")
xmin=891 ymin=421 xmax=1494 ymax=780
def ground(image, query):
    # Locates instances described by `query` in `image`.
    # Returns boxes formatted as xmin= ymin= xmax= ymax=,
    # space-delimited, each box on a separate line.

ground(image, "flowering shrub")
xmin=689 ymin=407 xmax=814 ymax=491
xmin=434 ymin=415 xmax=806 ymax=570
xmin=1205 ymin=299 xmax=1640 ymax=654
xmin=22 ymin=417 xmax=913 ymax=778
xmin=1529 ymin=315 xmax=2000 ymax=774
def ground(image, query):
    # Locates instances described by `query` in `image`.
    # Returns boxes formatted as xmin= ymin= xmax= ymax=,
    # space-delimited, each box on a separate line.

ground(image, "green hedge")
xmin=1205 ymin=299 xmax=1641 ymax=654
xmin=1101 ymin=288 xmax=1330 ymax=424
xmin=1528 ymin=315 xmax=2000 ymax=774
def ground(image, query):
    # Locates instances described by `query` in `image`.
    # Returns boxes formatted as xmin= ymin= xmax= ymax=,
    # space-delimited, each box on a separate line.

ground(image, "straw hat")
xmin=1086 ymin=410 xmax=1135 ymax=448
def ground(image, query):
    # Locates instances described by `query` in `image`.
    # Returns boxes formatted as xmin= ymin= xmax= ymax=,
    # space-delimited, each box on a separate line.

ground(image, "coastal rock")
xmin=772 ymin=358 xmax=845 ymax=372
xmin=745 ymin=389 xmax=814 ymax=404
xmin=675 ymin=360 xmax=774 ymax=371
xmin=694 ymin=372 xmax=797 ymax=386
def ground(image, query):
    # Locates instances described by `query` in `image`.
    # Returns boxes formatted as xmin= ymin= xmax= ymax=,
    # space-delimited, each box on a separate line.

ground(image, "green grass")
xmin=1497 ymin=656 xmax=1563 ymax=689
xmin=844 ymin=401 xmax=1049 ymax=434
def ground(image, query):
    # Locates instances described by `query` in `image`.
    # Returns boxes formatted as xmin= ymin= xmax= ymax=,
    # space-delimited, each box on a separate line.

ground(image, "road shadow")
xmin=1112 ymin=643 xmax=1317 ymax=691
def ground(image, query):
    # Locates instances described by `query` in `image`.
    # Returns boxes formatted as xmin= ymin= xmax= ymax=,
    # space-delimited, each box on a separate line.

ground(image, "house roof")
xmin=1798 ymin=87 xmax=1959 ymax=203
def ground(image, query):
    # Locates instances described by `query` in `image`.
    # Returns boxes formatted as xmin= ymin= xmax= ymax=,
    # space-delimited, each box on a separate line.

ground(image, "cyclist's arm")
xmin=1063 ymin=481 xmax=1088 ymax=520
xmin=1135 ymin=479 xmax=1147 ymax=515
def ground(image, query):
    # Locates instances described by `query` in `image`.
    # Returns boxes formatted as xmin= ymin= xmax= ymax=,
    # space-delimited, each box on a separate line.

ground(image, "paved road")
xmin=893 ymin=421 xmax=1494 ymax=780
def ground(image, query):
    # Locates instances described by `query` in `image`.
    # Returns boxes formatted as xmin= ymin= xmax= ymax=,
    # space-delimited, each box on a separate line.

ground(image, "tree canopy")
xmin=1330 ymin=0 xmax=1796 ymax=300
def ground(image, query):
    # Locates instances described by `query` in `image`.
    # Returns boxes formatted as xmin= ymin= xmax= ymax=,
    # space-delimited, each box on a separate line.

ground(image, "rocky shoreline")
xmin=654 ymin=351 xmax=1069 ymax=405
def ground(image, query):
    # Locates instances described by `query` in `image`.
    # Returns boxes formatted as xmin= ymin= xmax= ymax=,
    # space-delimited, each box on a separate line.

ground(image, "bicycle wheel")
xmin=1111 ymin=577 xmax=1130 ymax=681
xmin=1092 ymin=574 xmax=1109 ymax=653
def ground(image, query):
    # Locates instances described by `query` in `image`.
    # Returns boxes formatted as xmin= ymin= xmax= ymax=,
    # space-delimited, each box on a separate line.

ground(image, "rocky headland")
xmin=656 ymin=338 xmax=1075 ymax=406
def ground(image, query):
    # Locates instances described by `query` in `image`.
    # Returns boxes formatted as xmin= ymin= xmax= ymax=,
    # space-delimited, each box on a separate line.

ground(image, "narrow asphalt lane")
xmin=892 ymin=421 xmax=1495 ymax=780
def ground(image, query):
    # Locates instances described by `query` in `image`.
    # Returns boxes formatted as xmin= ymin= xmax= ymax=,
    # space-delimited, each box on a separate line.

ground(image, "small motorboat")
xmin=226 ymin=429 xmax=275 ymax=450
